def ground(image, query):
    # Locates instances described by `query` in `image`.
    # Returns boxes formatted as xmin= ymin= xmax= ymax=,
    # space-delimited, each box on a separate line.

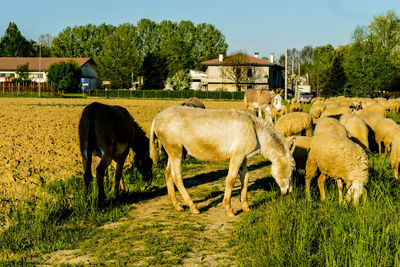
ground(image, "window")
xmin=247 ymin=68 xmax=252 ymax=78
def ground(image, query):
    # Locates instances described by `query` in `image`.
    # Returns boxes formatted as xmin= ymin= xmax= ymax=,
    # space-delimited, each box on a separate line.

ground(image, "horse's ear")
xmin=279 ymin=88 xmax=284 ymax=95
xmin=287 ymin=137 xmax=296 ymax=154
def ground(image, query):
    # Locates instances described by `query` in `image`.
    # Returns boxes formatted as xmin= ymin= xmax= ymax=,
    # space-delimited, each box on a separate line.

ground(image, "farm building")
xmin=201 ymin=52 xmax=284 ymax=92
xmin=0 ymin=57 xmax=97 ymax=89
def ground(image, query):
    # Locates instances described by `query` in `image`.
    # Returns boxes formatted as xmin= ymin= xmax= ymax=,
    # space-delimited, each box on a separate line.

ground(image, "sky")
xmin=1 ymin=0 xmax=399 ymax=59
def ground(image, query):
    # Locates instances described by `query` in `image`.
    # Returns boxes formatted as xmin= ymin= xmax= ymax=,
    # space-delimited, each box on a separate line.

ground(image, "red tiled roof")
xmin=0 ymin=57 xmax=94 ymax=72
xmin=201 ymin=54 xmax=279 ymax=67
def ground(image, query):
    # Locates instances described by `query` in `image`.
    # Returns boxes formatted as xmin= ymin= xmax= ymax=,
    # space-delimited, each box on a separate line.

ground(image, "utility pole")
xmin=38 ymin=43 xmax=41 ymax=97
xmin=285 ymin=48 xmax=288 ymax=100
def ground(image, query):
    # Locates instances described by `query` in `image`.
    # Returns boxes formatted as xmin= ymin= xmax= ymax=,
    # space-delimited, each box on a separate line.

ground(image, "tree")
xmin=37 ymin=34 xmax=53 ymax=57
xmin=220 ymin=52 xmax=252 ymax=91
xmin=95 ymin=24 xmax=140 ymax=89
xmin=170 ymin=69 xmax=191 ymax=90
xmin=15 ymin=63 xmax=31 ymax=83
xmin=344 ymin=26 xmax=397 ymax=96
xmin=47 ymin=61 xmax=82 ymax=92
xmin=142 ymin=52 xmax=168 ymax=89
xmin=0 ymin=22 xmax=35 ymax=57
xmin=308 ymin=45 xmax=336 ymax=96
xmin=369 ymin=10 xmax=400 ymax=51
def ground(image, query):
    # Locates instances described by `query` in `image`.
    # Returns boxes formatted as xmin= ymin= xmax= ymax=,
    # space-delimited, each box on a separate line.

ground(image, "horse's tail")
xmin=149 ymin=118 xmax=157 ymax=164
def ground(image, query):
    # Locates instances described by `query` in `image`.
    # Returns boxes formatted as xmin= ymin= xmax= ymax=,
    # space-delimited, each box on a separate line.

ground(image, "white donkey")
xmin=150 ymin=106 xmax=296 ymax=217
xmin=244 ymin=89 xmax=283 ymax=119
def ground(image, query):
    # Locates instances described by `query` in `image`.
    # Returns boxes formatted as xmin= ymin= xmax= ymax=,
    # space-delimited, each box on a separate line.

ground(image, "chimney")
xmin=254 ymin=52 xmax=259 ymax=58
xmin=218 ymin=53 xmax=224 ymax=62
xmin=270 ymin=52 xmax=274 ymax=64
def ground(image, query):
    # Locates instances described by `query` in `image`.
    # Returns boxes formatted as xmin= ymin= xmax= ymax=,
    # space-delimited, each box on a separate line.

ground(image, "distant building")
xmin=189 ymin=70 xmax=207 ymax=90
xmin=201 ymin=52 xmax=284 ymax=92
xmin=0 ymin=57 xmax=97 ymax=89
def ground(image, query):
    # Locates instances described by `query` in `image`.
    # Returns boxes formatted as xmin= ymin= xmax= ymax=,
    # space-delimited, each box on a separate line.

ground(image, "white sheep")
xmin=309 ymin=102 xmax=326 ymax=123
xmin=374 ymin=118 xmax=400 ymax=153
xmin=339 ymin=113 xmax=370 ymax=152
xmin=320 ymin=106 xmax=351 ymax=118
xmin=270 ymin=105 xmax=287 ymax=122
xmin=314 ymin=117 xmax=348 ymax=137
xmin=358 ymin=111 xmax=384 ymax=132
xmin=275 ymin=112 xmax=313 ymax=137
xmin=305 ymin=132 xmax=369 ymax=207
xmin=357 ymin=103 xmax=386 ymax=117
xmin=293 ymin=136 xmax=311 ymax=170
xmin=391 ymin=132 xmax=400 ymax=179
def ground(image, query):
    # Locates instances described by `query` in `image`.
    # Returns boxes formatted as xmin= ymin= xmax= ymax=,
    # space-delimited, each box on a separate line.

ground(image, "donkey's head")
xmin=270 ymin=136 xmax=296 ymax=195
xmin=271 ymin=92 xmax=282 ymax=112
xmin=134 ymin=152 xmax=153 ymax=184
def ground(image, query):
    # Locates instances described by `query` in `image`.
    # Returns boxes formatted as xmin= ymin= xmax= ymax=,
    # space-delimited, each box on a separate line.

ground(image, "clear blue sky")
xmin=2 ymin=0 xmax=399 ymax=58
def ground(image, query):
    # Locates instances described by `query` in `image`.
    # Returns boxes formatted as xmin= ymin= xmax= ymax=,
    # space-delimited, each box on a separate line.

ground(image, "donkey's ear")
xmin=287 ymin=137 xmax=296 ymax=154
xmin=278 ymin=88 xmax=284 ymax=95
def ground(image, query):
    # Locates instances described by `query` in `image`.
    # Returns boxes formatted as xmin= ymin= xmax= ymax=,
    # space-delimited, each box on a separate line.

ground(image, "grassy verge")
xmin=230 ymin=153 xmax=400 ymax=266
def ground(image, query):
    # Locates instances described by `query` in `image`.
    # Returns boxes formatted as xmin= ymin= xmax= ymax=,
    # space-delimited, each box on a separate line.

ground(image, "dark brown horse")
xmin=78 ymin=102 xmax=153 ymax=201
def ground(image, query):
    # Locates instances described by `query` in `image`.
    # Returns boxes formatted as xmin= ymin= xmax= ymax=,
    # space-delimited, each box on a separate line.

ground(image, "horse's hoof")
xmin=226 ymin=210 xmax=236 ymax=217
xmin=191 ymin=207 xmax=200 ymax=214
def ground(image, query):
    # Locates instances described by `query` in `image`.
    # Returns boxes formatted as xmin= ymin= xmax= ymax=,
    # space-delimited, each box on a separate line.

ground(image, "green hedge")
xmin=87 ymin=89 xmax=245 ymax=100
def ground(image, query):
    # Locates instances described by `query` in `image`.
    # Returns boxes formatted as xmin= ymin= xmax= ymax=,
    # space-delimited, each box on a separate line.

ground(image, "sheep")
xmin=374 ymin=118 xmax=400 ymax=153
xmin=339 ymin=113 xmax=370 ymax=152
xmin=305 ymin=132 xmax=369 ymax=207
xmin=290 ymin=102 xmax=303 ymax=112
xmin=387 ymin=99 xmax=400 ymax=114
xmin=324 ymin=100 xmax=340 ymax=109
xmin=270 ymin=105 xmax=287 ymax=122
xmin=314 ymin=117 xmax=348 ymax=137
xmin=291 ymin=97 xmax=299 ymax=104
xmin=391 ymin=132 xmax=400 ymax=179
xmin=293 ymin=136 xmax=311 ymax=170
xmin=309 ymin=102 xmax=326 ymax=123
xmin=181 ymin=97 xmax=206 ymax=109
xmin=320 ymin=106 xmax=351 ymax=118
xmin=358 ymin=111 xmax=384 ymax=133
xmin=357 ymin=103 xmax=386 ymax=117
xmin=275 ymin=112 xmax=313 ymax=137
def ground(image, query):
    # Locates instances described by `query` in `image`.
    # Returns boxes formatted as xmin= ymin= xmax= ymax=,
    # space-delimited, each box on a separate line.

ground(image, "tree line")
xmin=1 ymin=11 xmax=399 ymax=96
xmin=279 ymin=10 xmax=400 ymax=97
xmin=0 ymin=19 xmax=228 ymax=90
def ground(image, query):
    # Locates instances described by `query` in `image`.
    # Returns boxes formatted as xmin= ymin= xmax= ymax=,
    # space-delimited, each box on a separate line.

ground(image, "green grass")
xmin=230 ymin=153 xmax=400 ymax=266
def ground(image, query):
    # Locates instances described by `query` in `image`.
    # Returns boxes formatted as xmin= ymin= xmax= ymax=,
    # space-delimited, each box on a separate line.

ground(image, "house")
xmin=201 ymin=52 xmax=284 ymax=92
xmin=0 ymin=57 xmax=97 ymax=89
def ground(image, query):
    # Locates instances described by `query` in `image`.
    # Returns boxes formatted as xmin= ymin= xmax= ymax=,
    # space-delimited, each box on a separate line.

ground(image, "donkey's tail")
xmin=149 ymin=118 xmax=157 ymax=164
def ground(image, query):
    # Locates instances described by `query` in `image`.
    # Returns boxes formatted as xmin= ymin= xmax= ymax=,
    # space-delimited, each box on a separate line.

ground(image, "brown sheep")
xmin=305 ymin=132 xmax=369 ymax=207
xmin=275 ymin=112 xmax=313 ymax=137
xmin=314 ymin=117 xmax=348 ymax=137
xmin=374 ymin=118 xmax=400 ymax=153
xmin=290 ymin=102 xmax=303 ymax=112
xmin=391 ymin=132 xmax=400 ymax=179
xmin=339 ymin=113 xmax=370 ymax=152
xmin=180 ymin=97 xmax=206 ymax=109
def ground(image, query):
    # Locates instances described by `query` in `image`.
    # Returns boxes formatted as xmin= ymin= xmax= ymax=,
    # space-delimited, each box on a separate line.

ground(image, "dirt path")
xmin=42 ymin=157 xmax=273 ymax=266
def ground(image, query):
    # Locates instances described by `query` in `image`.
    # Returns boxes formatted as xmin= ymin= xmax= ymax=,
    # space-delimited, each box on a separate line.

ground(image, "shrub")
xmin=47 ymin=61 xmax=82 ymax=93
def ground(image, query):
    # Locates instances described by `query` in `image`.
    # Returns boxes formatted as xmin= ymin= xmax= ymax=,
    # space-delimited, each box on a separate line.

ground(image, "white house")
xmin=189 ymin=70 xmax=207 ymax=90
xmin=0 ymin=57 xmax=97 ymax=89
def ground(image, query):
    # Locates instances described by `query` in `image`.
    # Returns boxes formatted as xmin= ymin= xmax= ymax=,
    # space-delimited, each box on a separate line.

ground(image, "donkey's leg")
xmin=96 ymin=155 xmax=112 ymax=202
xmin=223 ymin=156 xmax=244 ymax=217
xmin=238 ymin=159 xmax=250 ymax=212
xmin=317 ymin=174 xmax=327 ymax=201
xmin=165 ymin=157 xmax=183 ymax=211
xmin=170 ymin=156 xmax=199 ymax=214
xmin=113 ymin=153 xmax=128 ymax=198
xmin=82 ymin=150 xmax=93 ymax=194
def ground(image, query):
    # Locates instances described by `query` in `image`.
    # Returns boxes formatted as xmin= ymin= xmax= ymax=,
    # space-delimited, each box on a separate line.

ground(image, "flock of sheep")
xmin=269 ymin=96 xmax=400 ymax=206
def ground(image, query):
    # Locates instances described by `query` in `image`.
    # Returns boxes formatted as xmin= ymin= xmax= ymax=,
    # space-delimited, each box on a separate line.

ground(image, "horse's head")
xmin=270 ymin=136 xmax=296 ymax=195
xmin=272 ymin=92 xmax=282 ymax=112
xmin=135 ymin=153 xmax=153 ymax=184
